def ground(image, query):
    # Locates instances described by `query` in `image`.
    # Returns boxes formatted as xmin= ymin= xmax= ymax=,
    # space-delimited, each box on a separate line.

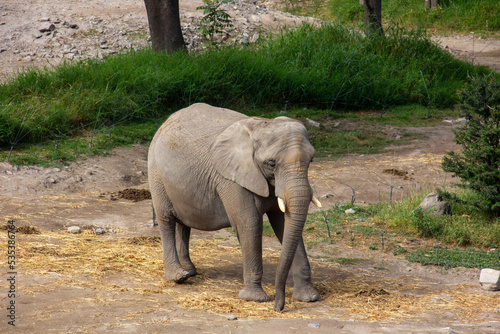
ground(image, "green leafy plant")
xmin=442 ymin=74 xmax=500 ymax=214
xmin=410 ymin=206 xmax=444 ymax=239
xmin=197 ymin=0 xmax=233 ymax=45
xmin=406 ymin=247 xmax=500 ymax=269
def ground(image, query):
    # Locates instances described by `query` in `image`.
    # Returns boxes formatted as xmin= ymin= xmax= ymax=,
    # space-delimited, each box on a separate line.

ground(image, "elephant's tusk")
xmin=312 ymin=195 xmax=322 ymax=208
xmin=278 ymin=197 xmax=286 ymax=213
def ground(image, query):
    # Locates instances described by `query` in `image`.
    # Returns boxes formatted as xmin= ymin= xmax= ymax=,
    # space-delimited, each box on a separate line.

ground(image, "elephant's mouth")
xmin=277 ymin=195 xmax=322 ymax=213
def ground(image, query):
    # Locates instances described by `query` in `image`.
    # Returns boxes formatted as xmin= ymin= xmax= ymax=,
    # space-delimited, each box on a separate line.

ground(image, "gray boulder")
xmin=479 ymin=268 xmax=500 ymax=291
xmin=418 ymin=192 xmax=451 ymax=216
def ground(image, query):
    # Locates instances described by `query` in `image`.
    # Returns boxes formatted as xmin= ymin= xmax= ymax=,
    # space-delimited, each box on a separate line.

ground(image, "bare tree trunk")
xmin=144 ymin=0 xmax=186 ymax=52
xmin=425 ymin=0 xmax=440 ymax=9
xmin=363 ymin=0 xmax=383 ymax=35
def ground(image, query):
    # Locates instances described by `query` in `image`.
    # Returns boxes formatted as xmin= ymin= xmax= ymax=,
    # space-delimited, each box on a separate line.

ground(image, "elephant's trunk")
xmin=274 ymin=166 xmax=312 ymax=311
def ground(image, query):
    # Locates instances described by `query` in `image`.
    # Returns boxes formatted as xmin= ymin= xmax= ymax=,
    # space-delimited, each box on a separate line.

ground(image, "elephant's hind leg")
xmin=176 ymin=222 xmax=197 ymax=277
xmin=151 ymin=180 xmax=191 ymax=283
xmin=157 ymin=218 xmax=191 ymax=283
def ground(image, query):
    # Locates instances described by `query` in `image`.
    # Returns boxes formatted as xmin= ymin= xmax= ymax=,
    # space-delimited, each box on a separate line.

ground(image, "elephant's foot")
xmin=165 ymin=268 xmax=192 ymax=283
xmin=238 ymin=286 xmax=270 ymax=302
xmin=184 ymin=266 xmax=197 ymax=277
xmin=179 ymin=260 xmax=197 ymax=277
xmin=292 ymin=284 xmax=319 ymax=302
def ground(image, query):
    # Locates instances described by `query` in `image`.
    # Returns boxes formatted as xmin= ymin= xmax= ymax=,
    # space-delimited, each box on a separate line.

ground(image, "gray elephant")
xmin=148 ymin=103 xmax=322 ymax=311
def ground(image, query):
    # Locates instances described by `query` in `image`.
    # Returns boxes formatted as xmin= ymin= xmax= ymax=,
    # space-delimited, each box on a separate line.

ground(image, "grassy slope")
xmin=0 ymin=24 xmax=489 ymax=150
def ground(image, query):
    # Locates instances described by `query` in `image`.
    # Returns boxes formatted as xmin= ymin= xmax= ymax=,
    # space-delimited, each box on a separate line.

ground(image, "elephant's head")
xmin=210 ymin=116 xmax=321 ymax=311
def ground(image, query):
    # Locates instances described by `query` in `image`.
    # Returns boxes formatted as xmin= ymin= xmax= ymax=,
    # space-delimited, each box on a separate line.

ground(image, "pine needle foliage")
xmin=442 ymin=74 xmax=500 ymax=214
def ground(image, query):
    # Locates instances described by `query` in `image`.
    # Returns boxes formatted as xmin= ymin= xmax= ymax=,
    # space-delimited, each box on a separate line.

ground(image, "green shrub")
xmin=442 ymin=74 xmax=500 ymax=214
xmin=0 ymin=24 xmax=489 ymax=148
xmin=410 ymin=207 xmax=444 ymax=238
xmin=197 ymin=0 xmax=233 ymax=45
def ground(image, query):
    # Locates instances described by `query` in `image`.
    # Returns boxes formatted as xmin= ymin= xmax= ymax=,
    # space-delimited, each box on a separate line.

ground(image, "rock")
xmin=68 ymin=226 xmax=81 ymax=234
xmin=308 ymin=322 xmax=320 ymax=328
xmin=39 ymin=23 xmax=56 ymax=33
xmin=250 ymin=33 xmax=259 ymax=43
xmin=345 ymin=208 xmax=356 ymax=214
xmin=94 ymin=227 xmax=105 ymax=235
xmin=306 ymin=118 xmax=321 ymax=128
xmin=418 ymin=192 xmax=451 ymax=216
xmin=227 ymin=314 xmax=238 ymax=320
xmin=249 ymin=15 xmax=260 ymax=23
xmin=479 ymin=268 xmax=500 ymax=291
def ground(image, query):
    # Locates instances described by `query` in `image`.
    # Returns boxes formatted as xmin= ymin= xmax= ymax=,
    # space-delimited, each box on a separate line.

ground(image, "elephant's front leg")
xmin=220 ymin=186 xmax=270 ymax=302
xmin=235 ymin=217 xmax=271 ymax=302
xmin=175 ymin=222 xmax=197 ymax=277
xmin=267 ymin=210 xmax=319 ymax=302
xmin=224 ymin=210 xmax=270 ymax=302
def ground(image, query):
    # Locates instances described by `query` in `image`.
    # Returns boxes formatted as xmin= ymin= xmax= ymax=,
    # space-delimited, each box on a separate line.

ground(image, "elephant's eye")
xmin=266 ymin=159 xmax=276 ymax=168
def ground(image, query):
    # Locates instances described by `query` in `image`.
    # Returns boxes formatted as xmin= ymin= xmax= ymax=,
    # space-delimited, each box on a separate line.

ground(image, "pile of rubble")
xmin=0 ymin=0 xmax=316 ymax=77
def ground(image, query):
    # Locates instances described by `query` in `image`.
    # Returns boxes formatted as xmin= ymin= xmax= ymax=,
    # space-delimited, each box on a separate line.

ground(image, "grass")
xmin=1 ymin=121 xmax=158 ymax=166
xmin=406 ymin=247 xmax=500 ymax=269
xmin=372 ymin=188 xmax=500 ymax=249
xmin=299 ymin=187 xmax=500 ymax=269
xmin=322 ymin=0 xmax=500 ymax=35
xmin=1 ymin=24 xmax=491 ymax=154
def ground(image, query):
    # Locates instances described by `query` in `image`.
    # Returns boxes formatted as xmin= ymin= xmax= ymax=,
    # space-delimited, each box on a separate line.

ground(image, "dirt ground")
xmin=1 ymin=0 xmax=500 ymax=333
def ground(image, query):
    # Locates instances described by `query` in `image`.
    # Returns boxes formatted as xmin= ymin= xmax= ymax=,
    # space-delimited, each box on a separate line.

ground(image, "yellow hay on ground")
xmin=0 ymin=231 xmax=498 ymax=322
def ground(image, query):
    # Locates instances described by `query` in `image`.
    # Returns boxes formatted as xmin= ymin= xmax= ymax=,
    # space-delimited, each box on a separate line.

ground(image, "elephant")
xmin=147 ymin=103 xmax=322 ymax=311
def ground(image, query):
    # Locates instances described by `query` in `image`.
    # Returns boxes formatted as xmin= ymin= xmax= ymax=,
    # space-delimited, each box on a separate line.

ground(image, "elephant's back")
xmin=153 ymin=103 xmax=246 ymax=146
xmin=148 ymin=103 xmax=241 ymax=229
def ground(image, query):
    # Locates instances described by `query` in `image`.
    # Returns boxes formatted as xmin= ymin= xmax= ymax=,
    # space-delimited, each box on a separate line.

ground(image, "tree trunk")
xmin=425 ymin=0 xmax=440 ymax=9
xmin=363 ymin=0 xmax=383 ymax=35
xmin=144 ymin=0 xmax=186 ymax=52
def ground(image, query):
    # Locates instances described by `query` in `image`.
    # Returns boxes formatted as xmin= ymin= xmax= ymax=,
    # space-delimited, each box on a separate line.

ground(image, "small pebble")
xmin=68 ymin=226 xmax=81 ymax=234
xmin=227 ymin=314 xmax=238 ymax=320
xmin=308 ymin=322 xmax=320 ymax=328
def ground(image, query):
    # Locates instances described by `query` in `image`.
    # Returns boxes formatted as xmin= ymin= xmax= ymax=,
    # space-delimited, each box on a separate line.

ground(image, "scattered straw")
xmin=0 ymin=231 xmax=497 ymax=322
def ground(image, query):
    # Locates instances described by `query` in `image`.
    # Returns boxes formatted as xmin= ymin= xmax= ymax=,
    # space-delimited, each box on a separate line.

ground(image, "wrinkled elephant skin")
xmin=148 ymin=103 xmax=320 ymax=311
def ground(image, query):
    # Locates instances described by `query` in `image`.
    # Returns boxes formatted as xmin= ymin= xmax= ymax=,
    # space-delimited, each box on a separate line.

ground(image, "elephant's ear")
xmin=210 ymin=119 xmax=269 ymax=198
